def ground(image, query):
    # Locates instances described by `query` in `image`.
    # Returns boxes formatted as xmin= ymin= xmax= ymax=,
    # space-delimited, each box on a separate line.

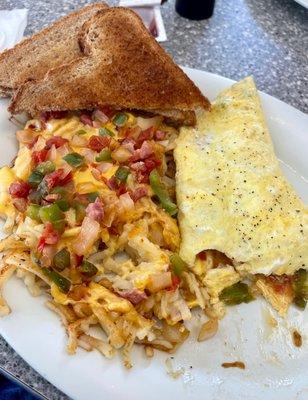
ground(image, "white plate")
xmin=293 ymin=0 xmax=308 ymax=9
xmin=0 ymin=69 xmax=307 ymax=400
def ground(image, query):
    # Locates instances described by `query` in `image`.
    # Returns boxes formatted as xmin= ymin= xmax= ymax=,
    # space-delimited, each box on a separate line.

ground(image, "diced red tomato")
xmin=46 ymin=136 xmax=69 ymax=149
xmin=37 ymin=222 xmax=59 ymax=251
xmin=267 ymin=275 xmax=292 ymax=295
xmin=44 ymin=169 xmax=72 ymax=190
xmin=88 ymin=135 xmax=110 ymax=152
xmin=75 ymin=254 xmax=84 ymax=267
xmin=31 ymin=149 xmax=48 ymax=165
xmin=136 ymin=127 xmax=154 ymax=147
xmin=9 ymin=181 xmax=31 ymax=198
xmin=167 ymin=274 xmax=181 ymax=291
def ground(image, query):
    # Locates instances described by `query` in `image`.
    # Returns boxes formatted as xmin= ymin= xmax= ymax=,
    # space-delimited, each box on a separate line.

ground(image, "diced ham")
xmin=129 ymin=141 xmax=154 ymax=162
xmin=43 ymin=193 xmax=60 ymax=203
xmin=88 ymin=135 xmax=110 ymax=152
xmin=93 ymin=109 xmax=109 ymax=123
xmin=130 ymin=161 xmax=146 ymax=172
xmin=41 ymin=111 xmax=68 ymax=122
xmin=140 ymin=141 xmax=154 ymax=159
xmin=129 ymin=187 xmax=148 ymax=202
xmin=86 ymin=198 xmax=104 ymax=222
xmin=121 ymin=138 xmax=135 ymax=153
xmin=104 ymin=176 xmax=119 ymax=191
xmin=118 ymin=289 xmax=147 ymax=305
xmin=130 ymin=157 xmax=160 ymax=183
xmin=46 ymin=136 xmax=69 ymax=149
xmin=9 ymin=181 xmax=31 ymax=198
xmin=116 ymin=183 xmax=127 ymax=196
xmin=44 ymin=169 xmax=72 ymax=190
xmin=135 ymin=127 xmax=154 ymax=147
xmin=12 ymin=198 xmax=27 ymax=212
xmin=80 ymin=113 xmax=93 ymax=126
xmin=154 ymin=130 xmax=166 ymax=141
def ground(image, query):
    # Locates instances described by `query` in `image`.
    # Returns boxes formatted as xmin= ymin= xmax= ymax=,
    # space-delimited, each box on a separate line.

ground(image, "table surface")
xmin=0 ymin=0 xmax=307 ymax=399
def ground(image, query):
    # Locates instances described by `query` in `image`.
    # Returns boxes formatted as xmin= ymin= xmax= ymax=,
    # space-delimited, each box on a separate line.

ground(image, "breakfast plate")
xmin=293 ymin=0 xmax=308 ymax=9
xmin=0 ymin=68 xmax=307 ymax=400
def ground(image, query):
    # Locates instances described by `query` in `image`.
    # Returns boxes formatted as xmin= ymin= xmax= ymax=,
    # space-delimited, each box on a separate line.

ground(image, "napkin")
xmin=0 ymin=9 xmax=28 ymax=52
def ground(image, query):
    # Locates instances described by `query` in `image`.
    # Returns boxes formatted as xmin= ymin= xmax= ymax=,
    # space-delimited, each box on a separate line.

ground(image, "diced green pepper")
xmin=28 ymin=170 xmax=44 ymax=188
xmin=79 ymin=260 xmax=98 ymax=277
xmin=112 ymin=113 xmax=127 ymax=127
xmin=42 ymin=268 xmax=71 ymax=293
xmin=87 ymin=192 xmax=99 ymax=203
xmin=36 ymin=161 xmax=55 ymax=175
xmin=99 ymin=127 xmax=114 ymax=137
xmin=292 ymin=269 xmax=308 ymax=310
xmin=95 ymin=149 xmax=112 ymax=162
xmin=63 ymin=152 xmax=85 ymax=168
xmin=170 ymin=254 xmax=187 ymax=277
xmin=73 ymin=202 xmax=86 ymax=224
xmin=52 ymin=219 xmax=66 ymax=234
xmin=55 ymin=199 xmax=70 ymax=211
xmin=149 ymin=169 xmax=178 ymax=216
xmin=115 ymin=166 xmax=130 ymax=182
xmin=39 ymin=204 xmax=64 ymax=222
xmin=53 ymin=248 xmax=70 ymax=271
xmin=76 ymin=129 xmax=87 ymax=135
xmin=220 ymin=282 xmax=254 ymax=305
xmin=26 ymin=204 xmax=41 ymax=222
xmin=294 ymin=296 xmax=307 ymax=310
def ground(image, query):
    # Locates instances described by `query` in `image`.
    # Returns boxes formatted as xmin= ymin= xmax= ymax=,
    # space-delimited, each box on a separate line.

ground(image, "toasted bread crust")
xmin=0 ymin=3 xmax=108 ymax=94
xmin=9 ymin=7 xmax=210 ymax=124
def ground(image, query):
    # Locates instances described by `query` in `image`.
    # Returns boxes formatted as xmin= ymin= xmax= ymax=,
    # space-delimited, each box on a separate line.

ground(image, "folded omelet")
xmin=175 ymin=77 xmax=308 ymax=276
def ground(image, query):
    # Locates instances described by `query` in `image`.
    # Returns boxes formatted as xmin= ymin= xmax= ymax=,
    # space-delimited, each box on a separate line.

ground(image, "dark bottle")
xmin=175 ymin=0 xmax=215 ymax=20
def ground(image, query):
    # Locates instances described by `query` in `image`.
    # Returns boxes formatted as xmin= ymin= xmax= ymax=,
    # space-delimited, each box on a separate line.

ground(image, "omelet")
xmin=175 ymin=77 xmax=308 ymax=276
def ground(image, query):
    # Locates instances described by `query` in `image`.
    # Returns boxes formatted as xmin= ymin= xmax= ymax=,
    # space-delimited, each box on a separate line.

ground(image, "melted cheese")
xmin=12 ymin=147 xmax=32 ymax=180
xmin=175 ymin=77 xmax=308 ymax=275
xmin=73 ymin=169 xmax=106 ymax=194
xmin=0 ymin=167 xmax=16 ymax=217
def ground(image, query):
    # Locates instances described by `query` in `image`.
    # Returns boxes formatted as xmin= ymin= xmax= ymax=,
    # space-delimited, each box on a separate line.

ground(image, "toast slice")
xmin=0 ymin=3 xmax=108 ymax=97
xmin=9 ymin=7 xmax=210 ymax=125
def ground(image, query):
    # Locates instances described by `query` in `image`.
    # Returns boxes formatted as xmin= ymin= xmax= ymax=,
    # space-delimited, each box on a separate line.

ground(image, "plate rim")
xmin=0 ymin=67 xmax=307 ymax=400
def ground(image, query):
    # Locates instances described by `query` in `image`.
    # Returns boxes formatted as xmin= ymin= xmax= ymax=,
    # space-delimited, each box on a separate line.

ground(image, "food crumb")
xmin=165 ymin=357 xmax=184 ymax=379
xmin=145 ymin=346 xmax=154 ymax=358
xmin=292 ymin=329 xmax=302 ymax=348
xmin=221 ymin=361 xmax=245 ymax=370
